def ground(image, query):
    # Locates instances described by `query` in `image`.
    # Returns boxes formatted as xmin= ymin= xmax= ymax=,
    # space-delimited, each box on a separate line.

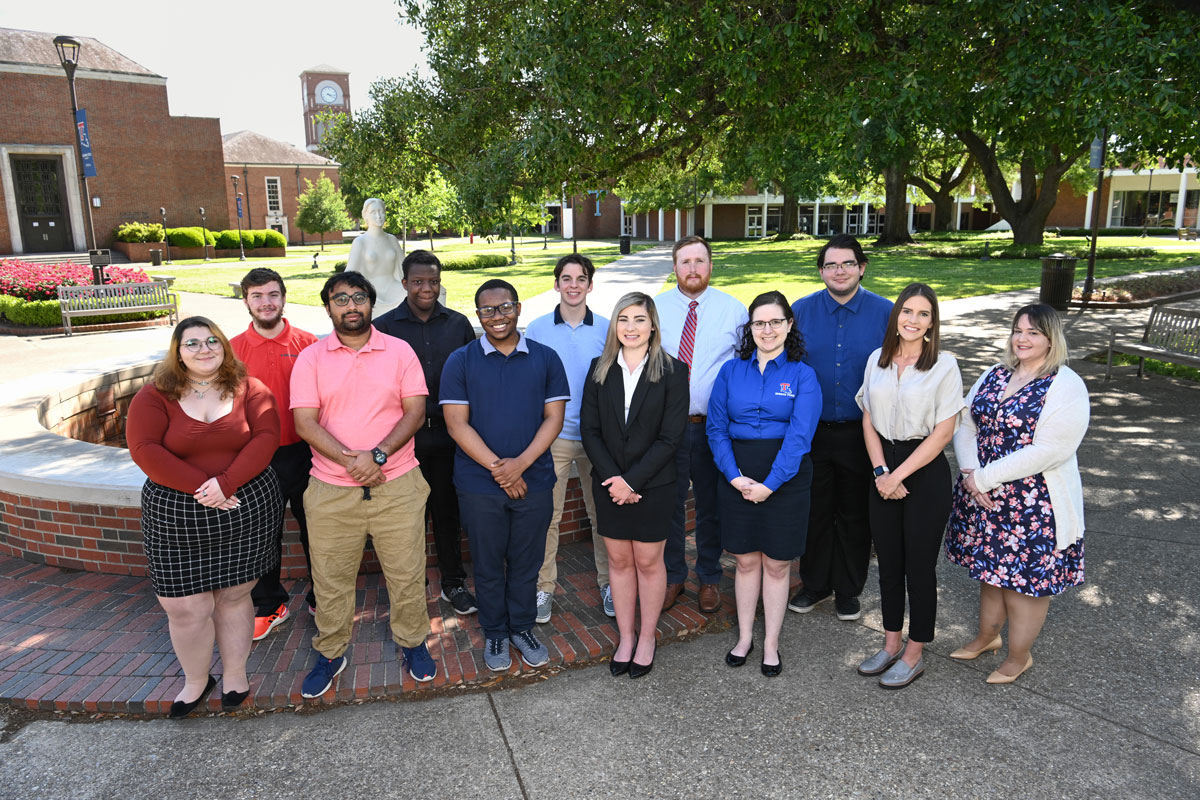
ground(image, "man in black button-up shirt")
xmin=374 ymin=250 xmax=478 ymax=615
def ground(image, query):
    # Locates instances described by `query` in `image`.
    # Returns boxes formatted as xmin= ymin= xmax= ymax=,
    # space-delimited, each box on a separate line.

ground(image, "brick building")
xmin=223 ymin=130 xmax=339 ymax=245
xmin=0 ymin=27 xmax=228 ymax=255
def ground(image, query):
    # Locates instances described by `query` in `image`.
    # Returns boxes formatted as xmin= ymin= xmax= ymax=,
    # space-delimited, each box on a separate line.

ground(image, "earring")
xmin=924 ymin=334 xmax=931 ymax=342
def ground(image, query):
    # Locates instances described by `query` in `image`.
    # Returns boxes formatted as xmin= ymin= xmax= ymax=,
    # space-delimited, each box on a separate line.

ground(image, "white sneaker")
xmin=601 ymin=584 xmax=615 ymax=618
xmin=535 ymin=590 xmax=553 ymax=624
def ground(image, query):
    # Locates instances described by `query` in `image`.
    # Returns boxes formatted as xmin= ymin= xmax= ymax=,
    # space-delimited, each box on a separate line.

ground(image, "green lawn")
xmin=168 ymin=238 xmax=656 ymax=315
xmin=701 ymin=235 xmax=1200 ymax=307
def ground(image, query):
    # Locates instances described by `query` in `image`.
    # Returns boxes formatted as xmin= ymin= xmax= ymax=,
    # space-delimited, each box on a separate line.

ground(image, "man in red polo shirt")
xmin=230 ymin=268 xmax=320 ymax=640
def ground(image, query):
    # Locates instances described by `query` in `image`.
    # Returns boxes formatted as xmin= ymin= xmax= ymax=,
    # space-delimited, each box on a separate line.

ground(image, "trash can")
xmin=619 ymin=235 xmax=631 ymax=255
xmin=1039 ymin=253 xmax=1077 ymax=311
xmin=150 ymin=249 xmax=163 ymax=267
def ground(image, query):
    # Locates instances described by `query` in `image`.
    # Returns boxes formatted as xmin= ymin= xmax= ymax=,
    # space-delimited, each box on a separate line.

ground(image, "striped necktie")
xmin=678 ymin=300 xmax=698 ymax=375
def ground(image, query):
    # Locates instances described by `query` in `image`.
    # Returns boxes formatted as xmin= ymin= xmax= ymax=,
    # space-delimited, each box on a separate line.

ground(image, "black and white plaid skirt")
xmin=141 ymin=468 xmax=284 ymax=597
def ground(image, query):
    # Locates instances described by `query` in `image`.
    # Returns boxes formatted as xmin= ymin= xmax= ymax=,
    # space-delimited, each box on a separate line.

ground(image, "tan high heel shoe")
xmin=949 ymin=634 xmax=1003 ymax=661
xmin=986 ymin=654 xmax=1033 ymax=684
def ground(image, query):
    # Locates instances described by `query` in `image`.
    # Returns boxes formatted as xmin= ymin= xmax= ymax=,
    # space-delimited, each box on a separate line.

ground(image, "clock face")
xmin=320 ymin=85 xmax=338 ymax=104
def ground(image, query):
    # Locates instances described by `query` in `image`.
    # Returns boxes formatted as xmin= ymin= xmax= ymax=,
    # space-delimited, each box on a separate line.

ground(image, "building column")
xmin=953 ymin=200 xmax=962 ymax=230
xmin=658 ymin=209 xmax=665 ymax=242
xmin=861 ymin=201 xmax=869 ymax=235
xmin=906 ymin=201 xmax=915 ymax=233
xmin=813 ymin=201 xmax=821 ymax=235
xmin=1084 ymin=190 xmax=1095 ymax=229
xmin=1175 ymin=170 xmax=1188 ymax=228
xmin=762 ymin=189 xmax=770 ymax=238
xmin=1105 ymin=178 xmax=1115 ymax=227
xmin=703 ymin=203 xmax=713 ymax=238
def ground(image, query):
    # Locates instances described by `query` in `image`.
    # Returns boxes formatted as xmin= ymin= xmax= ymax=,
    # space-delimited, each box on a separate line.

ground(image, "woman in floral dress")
xmin=945 ymin=304 xmax=1090 ymax=684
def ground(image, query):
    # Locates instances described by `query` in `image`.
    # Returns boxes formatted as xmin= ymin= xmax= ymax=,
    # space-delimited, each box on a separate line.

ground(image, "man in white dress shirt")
xmin=656 ymin=236 xmax=748 ymax=613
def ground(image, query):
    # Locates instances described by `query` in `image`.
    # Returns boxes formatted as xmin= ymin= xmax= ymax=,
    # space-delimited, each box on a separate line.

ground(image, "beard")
xmin=333 ymin=310 xmax=371 ymax=333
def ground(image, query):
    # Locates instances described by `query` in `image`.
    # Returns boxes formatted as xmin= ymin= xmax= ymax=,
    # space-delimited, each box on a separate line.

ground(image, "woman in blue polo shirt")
xmin=708 ymin=291 xmax=821 ymax=677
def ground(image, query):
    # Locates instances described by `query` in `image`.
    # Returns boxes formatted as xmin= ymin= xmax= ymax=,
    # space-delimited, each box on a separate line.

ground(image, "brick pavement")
xmin=0 ymin=539 xmax=736 ymax=716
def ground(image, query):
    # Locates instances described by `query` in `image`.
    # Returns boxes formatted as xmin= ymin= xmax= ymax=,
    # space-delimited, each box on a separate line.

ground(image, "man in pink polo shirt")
xmin=290 ymin=272 xmax=434 ymax=698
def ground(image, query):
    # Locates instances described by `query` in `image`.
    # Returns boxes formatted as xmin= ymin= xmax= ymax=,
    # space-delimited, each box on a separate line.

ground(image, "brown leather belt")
xmin=688 ymin=414 xmax=706 ymax=424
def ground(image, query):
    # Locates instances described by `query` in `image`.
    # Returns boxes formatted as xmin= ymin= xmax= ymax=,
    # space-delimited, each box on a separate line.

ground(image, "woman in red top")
xmin=127 ymin=316 xmax=283 ymax=717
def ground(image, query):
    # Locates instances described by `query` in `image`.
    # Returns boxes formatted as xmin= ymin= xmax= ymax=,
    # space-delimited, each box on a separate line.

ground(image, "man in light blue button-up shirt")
xmin=525 ymin=255 xmax=611 ymax=622
xmin=791 ymin=235 xmax=892 ymax=622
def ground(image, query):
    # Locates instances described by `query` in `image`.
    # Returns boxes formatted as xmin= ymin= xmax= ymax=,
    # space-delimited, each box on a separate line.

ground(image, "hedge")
xmin=1052 ymin=226 xmax=1182 ymax=237
xmin=0 ymin=294 xmax=167 ymax=327
xmin=114 ymin=222 xmax=165 ymax=243
xmin=332 ymin=253 xmax=514 ymax=274
xmin=262 ymin=229 xmax=287 ymax=248
xmin=920 ymin=243 xmax=1156 ymax=259
xmin=165 ymin=227 xmax=215 ymax=248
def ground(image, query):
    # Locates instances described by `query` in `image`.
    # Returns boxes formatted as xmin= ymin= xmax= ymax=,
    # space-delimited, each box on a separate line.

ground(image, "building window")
xmin=766 ymin=206 xmax=781 ymax=235
xmin=1111 ymin=189 xmax=1198 ymax=227
xmin=265 ymin=177 xmax=282 ymax=214
xmin=817 ymin=205 xmax=845 ymax=235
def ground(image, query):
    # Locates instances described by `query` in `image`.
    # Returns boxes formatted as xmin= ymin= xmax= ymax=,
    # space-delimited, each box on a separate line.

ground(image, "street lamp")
xmin=231 ymin=175 xmax=247 ymax=261
xmin=53 ymin=34 xmax=97 ymax=252
xmin=198 ymin=207 xmax=210 ymax=260
xmin=160 ymin=207 xmax=172 ymax=264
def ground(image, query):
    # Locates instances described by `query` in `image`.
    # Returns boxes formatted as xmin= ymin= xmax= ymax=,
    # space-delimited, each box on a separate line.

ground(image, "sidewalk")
xmin=1 ymin=281 xmax=1198 ymax=797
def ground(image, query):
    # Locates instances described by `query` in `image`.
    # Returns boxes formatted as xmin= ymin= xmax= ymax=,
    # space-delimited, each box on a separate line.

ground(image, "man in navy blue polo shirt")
xmin=790 ymin=234 xmax=892 ymax=622
xmin=525 ymin=254 xmax=611 ymax=624
xmin=441 ymin=279 xmax=570 ymax=672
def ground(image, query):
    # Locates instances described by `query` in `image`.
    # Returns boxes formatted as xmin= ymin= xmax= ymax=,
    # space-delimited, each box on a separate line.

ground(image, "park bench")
xmin=1178 ymin=227 xmax=1198 ymax=241
xmin=1106 ymin=304 xmax=1200 ymax=379
xmin=56 ymin=281 xmax=178 ymax=336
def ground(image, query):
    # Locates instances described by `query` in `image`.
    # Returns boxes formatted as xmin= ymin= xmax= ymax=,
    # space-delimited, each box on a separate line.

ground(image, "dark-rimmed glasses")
xmin=750 ymin=318 xmax=788 ymax=332
xmin=182 ymin=336 xmax=222 ymax=353
xmin=331 ymin=292 xmax=369 ymax=307
xmin=476 ymin=301 xmax=517 ymax=319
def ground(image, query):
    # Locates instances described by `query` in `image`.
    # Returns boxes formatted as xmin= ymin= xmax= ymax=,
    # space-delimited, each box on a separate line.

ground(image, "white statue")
xmin=345 ymin=197 xmax=407 ymax=310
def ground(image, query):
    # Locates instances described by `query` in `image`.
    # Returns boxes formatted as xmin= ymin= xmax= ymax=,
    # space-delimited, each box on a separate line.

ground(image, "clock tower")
xmin=300 ymin=66 xmax=351 ymax=153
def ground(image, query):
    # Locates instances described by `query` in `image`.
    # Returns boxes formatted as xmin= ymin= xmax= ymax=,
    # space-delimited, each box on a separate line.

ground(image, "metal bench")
xmin=56 ymin=281 xmax=178 ymax=336
xmin=1106 ymin=304 xmax=1200 ymax=379
xmin=1178 ymin=227 xmax=1198 ymax=241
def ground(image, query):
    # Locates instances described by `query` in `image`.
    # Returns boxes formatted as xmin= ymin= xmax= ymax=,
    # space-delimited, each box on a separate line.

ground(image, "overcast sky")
xmin=9 ymin=0 xmax=426 ymax=147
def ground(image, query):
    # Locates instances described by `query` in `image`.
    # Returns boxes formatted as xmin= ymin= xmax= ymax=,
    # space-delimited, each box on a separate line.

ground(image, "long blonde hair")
xmin=591 ymin=292 xmax=675 ymax=384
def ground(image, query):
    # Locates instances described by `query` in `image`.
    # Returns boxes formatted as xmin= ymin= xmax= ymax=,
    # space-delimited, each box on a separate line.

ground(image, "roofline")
xmin=0 ymin=61 xmax=166 ymax=84
xmin=223 ymin=161 xmax=340 ymax=169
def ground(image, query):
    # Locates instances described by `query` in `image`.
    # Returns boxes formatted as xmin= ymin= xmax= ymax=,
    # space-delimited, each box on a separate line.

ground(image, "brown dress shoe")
xmin=662 ymin=582 xmax=685 ymax=611
xmin=698 ymin=583 xmax=721 ymax=613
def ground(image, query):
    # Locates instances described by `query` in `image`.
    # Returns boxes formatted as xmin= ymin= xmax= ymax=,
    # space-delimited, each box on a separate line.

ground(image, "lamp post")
xmin=160 ymin=207 xmax=171 ymax=264
xmin=231 ymin=175 xmax=246 ymax=261
xmin=1141 ymin=165 xmax=1155 ymax=237
xmin=53 ymin=35 xmax=97 ymax=252
xmin=1084 ymin=128 xmax=1107 ymax=296
xmin=198 ymin=207 xmax=210 ymax=260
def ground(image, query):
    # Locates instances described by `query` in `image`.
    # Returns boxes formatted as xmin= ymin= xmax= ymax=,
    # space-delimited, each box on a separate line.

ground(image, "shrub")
xmin=333 ymin=260 xmax=347 ymax=273
xmin=215 ymin=230 xmax=247 ymax=249
xmin=1073 ymin=270 xmax=1200 ymax=302
xmin=1052 ymin=226 xmax=1179 ymax=237
xmin=440 ymin=254 xmax=519 ymax=270
xmin=166 ymin=227 xmax=207 ymax=248
xmin=0 ymin=260 xmax=153 ymax=301
xmin=249 ymin=230 xmax=267 ymax=249
xmin=114 ymin=222 xmax=165 ymax=243
xmin=919 ymin=243 xmax=1155 ymax=259
xmin=261 ymin=229 xmax=287 ymax=248
xmin=0 ymin=295 xmax=168 ymax=328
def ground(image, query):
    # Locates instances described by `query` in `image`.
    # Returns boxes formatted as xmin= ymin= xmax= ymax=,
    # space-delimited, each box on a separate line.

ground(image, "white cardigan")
xmin=953 ymin=364 xmax=1090 ymax=550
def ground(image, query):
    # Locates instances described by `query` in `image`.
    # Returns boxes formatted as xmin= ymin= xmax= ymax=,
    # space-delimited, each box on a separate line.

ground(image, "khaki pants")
xmin=304 ymin=470 xmax=431 ymax=657
xmin=538 ymin=437 xmax=609 ymax=593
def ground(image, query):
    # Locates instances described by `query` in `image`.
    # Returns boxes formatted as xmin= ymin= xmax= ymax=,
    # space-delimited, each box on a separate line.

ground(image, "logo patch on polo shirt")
xmin=775 ymin=382 xmax=795 ymax=398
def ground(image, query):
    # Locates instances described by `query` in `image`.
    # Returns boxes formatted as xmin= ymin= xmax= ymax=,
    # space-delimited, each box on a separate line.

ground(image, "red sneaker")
xmin=252 ymin=604 xmax=290 ymax=641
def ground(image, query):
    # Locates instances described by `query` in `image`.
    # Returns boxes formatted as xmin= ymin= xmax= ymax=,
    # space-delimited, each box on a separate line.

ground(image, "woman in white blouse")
xmin=855 ymin=283 xmax=963 ymax=689
xmin=945 ymin=304 xmax=1089 ymax=684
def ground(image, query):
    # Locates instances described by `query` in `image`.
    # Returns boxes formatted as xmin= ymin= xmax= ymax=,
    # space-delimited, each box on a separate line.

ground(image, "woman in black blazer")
xmin=581 ymin=291 xmax=689 ymax=679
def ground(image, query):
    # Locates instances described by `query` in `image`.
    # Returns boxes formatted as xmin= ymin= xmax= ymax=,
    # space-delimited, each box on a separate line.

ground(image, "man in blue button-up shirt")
xmin=790 ymin=235 xmax=892 ymax=622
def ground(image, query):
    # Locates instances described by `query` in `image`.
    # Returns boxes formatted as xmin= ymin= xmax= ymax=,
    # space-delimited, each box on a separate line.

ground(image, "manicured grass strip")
xmin=1085 ymin=352 xmax=1200 ymax=383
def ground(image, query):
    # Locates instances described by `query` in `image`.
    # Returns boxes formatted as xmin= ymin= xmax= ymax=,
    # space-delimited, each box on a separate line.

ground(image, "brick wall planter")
xmin=111 ymin=242 xmax=287 ymax=262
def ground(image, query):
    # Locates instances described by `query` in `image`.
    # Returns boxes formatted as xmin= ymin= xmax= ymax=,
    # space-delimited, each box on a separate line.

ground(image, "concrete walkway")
xmin=1 ymin=273 xmax=1199 ymax=796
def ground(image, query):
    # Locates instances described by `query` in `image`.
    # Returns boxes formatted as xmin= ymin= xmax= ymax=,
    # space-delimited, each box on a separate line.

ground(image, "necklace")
xmin=187 ymin=377 xmax=212 ymax=400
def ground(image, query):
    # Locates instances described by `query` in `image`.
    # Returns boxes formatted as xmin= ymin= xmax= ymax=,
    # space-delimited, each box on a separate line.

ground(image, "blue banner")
xmin=75 ymin=109 xmax=97 ymax=178
xmin=236 ymin=196 xmax=243 ymax=219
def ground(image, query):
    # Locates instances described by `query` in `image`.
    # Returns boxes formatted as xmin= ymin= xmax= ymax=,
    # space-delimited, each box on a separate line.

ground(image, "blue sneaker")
xmin=402 ymin=643 xmax=437 ymax=683
xmin=484 ymin=637 xmax=511 ymax=672
xmin=510 ymin=629 xmax=549 ymax=668
xmin=601 ymin=584 xmax=615 ymax=618
xmin=301 ymin=654 xmax=346 ymax=698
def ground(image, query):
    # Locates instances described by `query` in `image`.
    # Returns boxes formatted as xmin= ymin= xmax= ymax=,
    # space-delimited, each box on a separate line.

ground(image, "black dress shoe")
xmin=168 ymin=674 xmax=216 ymax=719
xmin=725 ymin=642 xmax=754 ymax=668
xmin=221 ymin=688 xmax=250 ymax=710
xmin=761 ymin=652 xmax=783 ymax=678
xmin=610 ymin=656 xmax=632 ymax=676
xmin=629 ymin=657 xmax=654 ymax=679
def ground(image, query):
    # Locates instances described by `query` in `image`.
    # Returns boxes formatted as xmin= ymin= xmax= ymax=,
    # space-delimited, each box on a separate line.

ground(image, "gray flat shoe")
xmin=857 ymin=647 xmax=902 ymax=676
xmin=879 ymin=656 xmax=924 ymax=689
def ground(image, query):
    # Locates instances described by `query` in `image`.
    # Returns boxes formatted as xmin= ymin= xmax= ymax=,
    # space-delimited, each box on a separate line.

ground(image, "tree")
xmin=295 ymin=174 xmax=352 ymax=250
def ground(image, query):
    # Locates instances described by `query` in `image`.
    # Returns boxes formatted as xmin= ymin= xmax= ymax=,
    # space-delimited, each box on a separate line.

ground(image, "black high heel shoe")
xmin=221 ymin=688 xmax=250 ymax=710
xmin=168 ymin=674 xmax=216 ymax=719
xmin=610 ymin=637 xmax=636 ymax=677
xmin=725 ymin=641 xmax=754 ymax=668
xmin=629 ymin=643 xmax=656 ymax=679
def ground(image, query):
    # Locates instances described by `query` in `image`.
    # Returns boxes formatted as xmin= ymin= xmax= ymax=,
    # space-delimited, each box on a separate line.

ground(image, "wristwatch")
xmin=371 ymin=447 xmax=388 ymax=465
xmin=872 ymin=465 xmax=890 ymax=477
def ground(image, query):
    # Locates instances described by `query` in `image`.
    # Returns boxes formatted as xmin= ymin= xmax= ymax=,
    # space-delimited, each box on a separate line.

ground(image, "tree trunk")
xmin=777 ymin=192 xmax=799 ymax=238
xmin=874 ymin=164 xmax=914 ymax=246
xmin=429 ymin=229 xmax=435 ymax=250
xmin=933 ymin=196 xmax=955 ymax=231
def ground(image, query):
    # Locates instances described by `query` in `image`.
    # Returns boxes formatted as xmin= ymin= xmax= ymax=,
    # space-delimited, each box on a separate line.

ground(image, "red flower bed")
xmin=0 ymin=260 xmax=154 ymax=302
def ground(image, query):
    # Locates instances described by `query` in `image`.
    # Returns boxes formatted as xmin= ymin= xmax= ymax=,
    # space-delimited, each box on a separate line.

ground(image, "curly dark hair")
xmin=736 ymin=291 xmax=805 ymax=361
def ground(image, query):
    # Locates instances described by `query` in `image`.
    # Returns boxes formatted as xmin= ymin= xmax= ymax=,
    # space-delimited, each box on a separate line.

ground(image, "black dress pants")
xmin=799 ymin=421 xmax=872 ymax=598
xmin=415 ymin=424 xmax=467 ymax=589
xmin=252 ymin=441 xmax=314 ymax=614
xmin=868 ymin=438 xmax=952 ymax=643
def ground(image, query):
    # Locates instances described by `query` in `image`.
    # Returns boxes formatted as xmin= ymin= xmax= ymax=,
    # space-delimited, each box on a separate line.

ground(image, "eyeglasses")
xmin=821 ymin=260 xmax=860 ymax=272
xmin=330 ymin=292 xmax=369 ymax=307
xmin=182 ymin=336 xmax=222 ymax=353
xmin=476 ymin=301 xmax=517 ymax=319
xmin=749 ymin=318 xmax=788 ymax=332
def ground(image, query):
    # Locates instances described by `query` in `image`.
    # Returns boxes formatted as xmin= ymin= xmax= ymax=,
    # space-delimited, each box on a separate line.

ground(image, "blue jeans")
xmin=664 ymin=420 xmax=723 ymax=584
xmin=458 ymin=488 xmax=553 ymax=640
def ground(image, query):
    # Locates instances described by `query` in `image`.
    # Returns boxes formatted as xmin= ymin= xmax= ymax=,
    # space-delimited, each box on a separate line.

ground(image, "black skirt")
xmin=593 ymin=477 xmax=674 ymax=543
xmin=718 ymin=439 xmax=812 ymax=561
xmin=141 ymin=468 xmax=283 ymax=597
